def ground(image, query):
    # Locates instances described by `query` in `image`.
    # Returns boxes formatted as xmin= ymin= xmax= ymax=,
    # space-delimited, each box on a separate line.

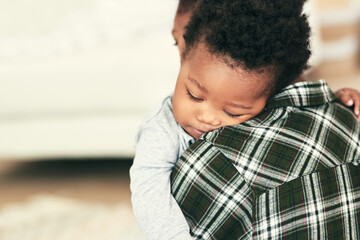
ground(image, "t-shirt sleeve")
xmin=129 ymin=100 xmax=193 ymax=240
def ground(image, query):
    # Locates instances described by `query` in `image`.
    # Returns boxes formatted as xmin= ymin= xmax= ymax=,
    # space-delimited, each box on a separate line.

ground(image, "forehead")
xmin=184 ymin=44 xmax=272 ymax=101
xmin=173 ymin=11 xmax=192 ymax=33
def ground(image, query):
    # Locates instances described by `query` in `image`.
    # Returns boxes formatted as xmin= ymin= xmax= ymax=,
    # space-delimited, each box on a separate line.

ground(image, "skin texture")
xmin=172 ymin=44 xmax=270 ymax=139
xmin=336 ymin=88 xmax=360 ymax=120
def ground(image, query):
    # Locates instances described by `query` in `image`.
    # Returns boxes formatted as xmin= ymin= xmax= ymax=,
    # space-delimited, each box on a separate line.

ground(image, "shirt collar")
xmin=265 ymin=80 xmax=337 ymax=110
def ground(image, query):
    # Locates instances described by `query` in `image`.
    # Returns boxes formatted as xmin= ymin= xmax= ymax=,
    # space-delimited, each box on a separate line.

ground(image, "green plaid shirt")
xmin=171 ymin=80 xmax=360 ymax=240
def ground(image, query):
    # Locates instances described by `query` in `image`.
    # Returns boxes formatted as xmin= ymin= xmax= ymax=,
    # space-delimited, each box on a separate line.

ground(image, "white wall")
xmin=0 ymin=0 xmax=180 ymax=159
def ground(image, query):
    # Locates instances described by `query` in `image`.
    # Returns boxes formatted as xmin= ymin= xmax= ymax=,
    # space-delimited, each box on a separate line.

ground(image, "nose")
xmin=196 ymin=110 xmax=222 ymax=127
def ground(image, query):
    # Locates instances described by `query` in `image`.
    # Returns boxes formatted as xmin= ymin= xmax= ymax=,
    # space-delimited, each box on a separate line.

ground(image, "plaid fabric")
xmin=171 ymin=80 xmax=360 ymax=239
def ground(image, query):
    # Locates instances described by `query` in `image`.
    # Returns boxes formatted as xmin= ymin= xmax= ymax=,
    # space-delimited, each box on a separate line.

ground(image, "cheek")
xmin=178 ymin=39 xmax=186 ymax=56
xmin=221 ymin=103 xmax=267 ymax=127
xmin=222 ymin=117 xmax=245 ymax=127
xmin=172 ymin=95 xmax=180 ymax=122
xmin=172 ymin=92 xmax=190 ymax=125
xmin=235 ymin=101 xmax=267 ymax=124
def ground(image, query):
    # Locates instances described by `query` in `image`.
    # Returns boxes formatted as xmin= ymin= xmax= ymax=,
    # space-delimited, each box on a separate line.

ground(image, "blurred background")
xmin=0 ymin=0 xmax=359 ymax=239
xmin=0 ymin=0 xmax=179 ymax=158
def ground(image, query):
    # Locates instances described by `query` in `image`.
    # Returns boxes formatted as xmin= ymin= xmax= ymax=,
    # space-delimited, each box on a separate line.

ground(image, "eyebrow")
xmin=189 ymin=77 xmax=208 ymax=93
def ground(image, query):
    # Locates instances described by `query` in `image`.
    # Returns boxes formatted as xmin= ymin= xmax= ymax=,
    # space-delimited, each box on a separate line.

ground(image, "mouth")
xmin=188 ymin=127 xmax=206 ymax=139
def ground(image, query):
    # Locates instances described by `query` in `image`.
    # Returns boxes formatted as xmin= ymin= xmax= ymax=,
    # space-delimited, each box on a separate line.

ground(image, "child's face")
xmin=172 ymin=44 xmax=271 ymax=139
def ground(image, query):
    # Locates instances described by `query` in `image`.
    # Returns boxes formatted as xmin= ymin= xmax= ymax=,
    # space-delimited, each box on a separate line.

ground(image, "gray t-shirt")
xmin=130 ymin=96 xmax=194 ymax=240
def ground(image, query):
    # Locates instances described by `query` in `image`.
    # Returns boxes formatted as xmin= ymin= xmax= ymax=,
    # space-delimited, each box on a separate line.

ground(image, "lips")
xmin=186 ymin=125 xmax=217 ymax=139
xmin=192 ymin=127 xmax=205 ymax=136
xmin=186 ymin=126 xmax=207 ymax=139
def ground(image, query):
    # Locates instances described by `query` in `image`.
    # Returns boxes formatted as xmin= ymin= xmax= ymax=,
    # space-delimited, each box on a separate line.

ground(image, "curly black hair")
xmin=183 ymin=0 xmax=311 ymax=94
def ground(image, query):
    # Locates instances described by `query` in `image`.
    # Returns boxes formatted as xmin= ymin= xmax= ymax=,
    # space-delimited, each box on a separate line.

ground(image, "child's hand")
xmin=335 ymin=88 xmax=360 ymax=120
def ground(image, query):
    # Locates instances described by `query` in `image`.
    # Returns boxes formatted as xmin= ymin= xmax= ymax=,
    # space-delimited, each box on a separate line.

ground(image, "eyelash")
xmin=174 ymin=41 xmax=178 ymax=46
xmin=186 ymin=89 xmax=203 ymax=102
xmin=224 ymin=110 xmax=243 ymax=118
xmin=187 ymin=89 xmax=243 ymax=118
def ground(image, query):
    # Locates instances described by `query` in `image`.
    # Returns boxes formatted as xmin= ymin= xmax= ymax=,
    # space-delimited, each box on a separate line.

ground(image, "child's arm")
xmin=130 ymin=128 xmax=192 ymax=240
xmin=335 ymin=88 xmax=360 ymax=120
xmin=130 ymin=99 xmax=193 ymax=240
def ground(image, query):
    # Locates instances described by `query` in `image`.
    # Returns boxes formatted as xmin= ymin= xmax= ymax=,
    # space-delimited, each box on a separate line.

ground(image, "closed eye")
xmin=224 ymin=110 xmax=243 ymax=118
xmin=186 ymin=89 xmax=203 ymax=102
